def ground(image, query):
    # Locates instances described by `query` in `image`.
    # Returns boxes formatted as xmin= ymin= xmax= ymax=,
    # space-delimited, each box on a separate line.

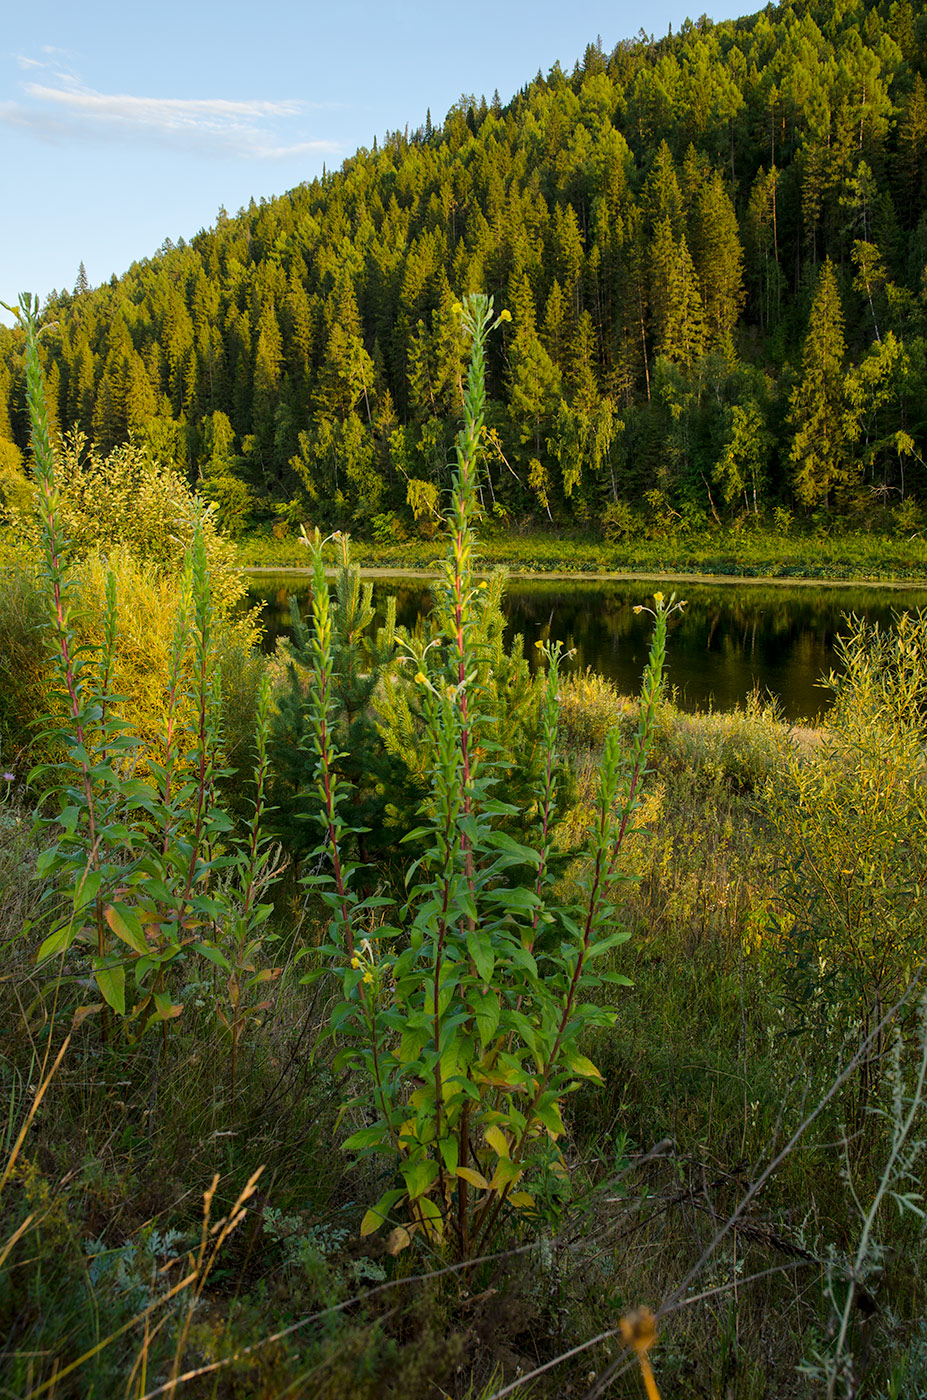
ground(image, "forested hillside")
xmin=2 ymin=0 xmax=927 ymax=536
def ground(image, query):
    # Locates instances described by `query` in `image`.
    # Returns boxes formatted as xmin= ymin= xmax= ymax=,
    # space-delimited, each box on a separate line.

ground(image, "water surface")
xmin=246 ymin=573 xmax=927 ymax=721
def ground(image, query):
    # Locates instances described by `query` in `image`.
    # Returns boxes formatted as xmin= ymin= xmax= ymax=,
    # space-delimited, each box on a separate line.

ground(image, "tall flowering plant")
xmin=303 ymin=294 xmax=671 ymax=1258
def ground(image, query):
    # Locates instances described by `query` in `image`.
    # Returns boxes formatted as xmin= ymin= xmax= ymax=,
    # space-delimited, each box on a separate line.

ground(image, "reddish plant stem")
xmin=473 ymin=743 xmax=650 ymax=1254
xmin=40 ymin=480 xmax=109 ymax=1041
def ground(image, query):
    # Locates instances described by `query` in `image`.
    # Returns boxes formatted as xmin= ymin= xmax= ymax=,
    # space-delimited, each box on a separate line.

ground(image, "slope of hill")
xmin=1 ymin=0 xmax=926 ymax=536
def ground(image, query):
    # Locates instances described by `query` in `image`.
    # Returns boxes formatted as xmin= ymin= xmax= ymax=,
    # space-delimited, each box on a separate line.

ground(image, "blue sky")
xmin=1 ymin=0 xmax=755 ymax=325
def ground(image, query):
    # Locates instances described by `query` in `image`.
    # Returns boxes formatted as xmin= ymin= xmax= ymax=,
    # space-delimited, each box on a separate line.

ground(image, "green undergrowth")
xmin=5 ymin=678 xmax=927 ymax=1397
xmin=236 ymin=523 xmax=927 ymax=584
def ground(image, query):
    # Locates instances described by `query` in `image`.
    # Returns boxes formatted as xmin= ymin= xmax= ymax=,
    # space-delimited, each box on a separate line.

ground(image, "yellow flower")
xmin=451 ymin=301 xmax=463 ymax=316
xmin=653 ymin=591 xmax=664 ymax=605
xmin=534 ymin=639 xmax=544 ymax=648
xmin=363 ymin=971 xmax=374 ymax=985
xmin=350 ymin=955 xmax=361 ymax=969
xmin=633 ymin=605 xmax=643 ymax=615
xmin=415 ymin=671 xmax=427 ymax=684
xmin=497 ymin=308 xmax=512 ymax=323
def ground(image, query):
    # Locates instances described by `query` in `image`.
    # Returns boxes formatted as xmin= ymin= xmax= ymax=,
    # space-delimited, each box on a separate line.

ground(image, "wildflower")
xmin=534 ymin=639 xmax=544 ymax=648
xmin=415 ymin=671 xmax=427 ymax=684
xmin=451 ymin=301 xmax=463 ymax=316
xmin=653 ymin=591 xmax=664 ymax=606
xmin=363 ymin=971 xmax=374 ymax=985
xmin=350 ymin=955 xmax=361 ymax=969
xmin=497 ymin=308 xmax=512 ymax=323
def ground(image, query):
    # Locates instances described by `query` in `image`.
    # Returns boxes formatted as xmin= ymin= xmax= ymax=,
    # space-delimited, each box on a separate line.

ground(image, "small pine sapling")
xmin=269 ymin=531 xmax=405 ymax=876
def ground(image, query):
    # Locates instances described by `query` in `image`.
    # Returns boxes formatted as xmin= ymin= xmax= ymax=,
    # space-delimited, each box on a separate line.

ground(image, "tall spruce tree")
xmin=789 ymin=259 xmax=858 ymax=509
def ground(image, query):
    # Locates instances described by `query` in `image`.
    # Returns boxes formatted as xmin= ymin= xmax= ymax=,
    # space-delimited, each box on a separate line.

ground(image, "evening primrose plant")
xmin=303 ymin=294 xmax=673 ymax=1259
xmin=13 ymin=292 xmax=280 ymax=1065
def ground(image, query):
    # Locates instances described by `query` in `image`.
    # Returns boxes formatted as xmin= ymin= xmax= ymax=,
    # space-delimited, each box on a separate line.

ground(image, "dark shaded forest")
xmin=2 ymin=0 xmax=927 ymax=537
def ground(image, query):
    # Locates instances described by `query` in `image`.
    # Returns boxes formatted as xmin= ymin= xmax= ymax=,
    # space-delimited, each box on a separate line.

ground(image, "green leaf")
xmin=343 ymin=1124 xmax=388 ymax=1152
xmin=399 ymin=1025 xmax=430 ymax=1065
xmin=194 ymin=942 xmax=232 ymax=969
xmin=599 ymin=971 xmax=634 ymax=987
xmin=36 ymin=847 xmax=61 ymax=879
xmin=401 ymin=1157 xmax=439 ymax=1200
xmin=488 ymin=886 xmax=540 ymax=912
xmin=466 ymin=929 xmax=495 ymax=983
xmin=488 ymin=831 xmax=540 ymax=864
xmin=532 ymin=1097 xmax=565 ymax=1137
xmin=94 ymin=962 xmax=126 ymax=1017
xmin=439 ymin=1136 xmax=459 ymax=1174
xmin=133 ymin=877 xmax=174 ymax=904
xmin=473 ymin=988 xmax=501 ymax=1048
xmin=74 ymin=869 xmax=103 ymax=911
xmin=360 ymin=1189 xmax=405 ymax=1238
xmin=37 ymin=923 xmax=74 ymax=963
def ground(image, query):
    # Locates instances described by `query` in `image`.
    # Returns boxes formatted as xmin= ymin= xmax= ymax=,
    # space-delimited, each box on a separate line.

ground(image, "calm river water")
xmin=246 ymin=572 xmax=927 ymax=722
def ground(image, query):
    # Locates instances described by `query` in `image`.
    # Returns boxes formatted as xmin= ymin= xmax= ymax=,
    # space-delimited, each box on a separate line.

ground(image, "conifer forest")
xmin=2 ymin=0 xmax=927 ymax=536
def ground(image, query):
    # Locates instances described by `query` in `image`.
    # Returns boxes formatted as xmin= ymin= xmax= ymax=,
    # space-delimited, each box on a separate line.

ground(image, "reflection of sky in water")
xmin=246 ymin=575 xmax=927 ymax=722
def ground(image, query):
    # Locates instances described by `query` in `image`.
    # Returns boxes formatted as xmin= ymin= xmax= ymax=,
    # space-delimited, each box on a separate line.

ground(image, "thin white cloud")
xmin=3 ymin=59 xmax=341 ymax=161
xmin=26 ymin=83 xmax=306 ymax=125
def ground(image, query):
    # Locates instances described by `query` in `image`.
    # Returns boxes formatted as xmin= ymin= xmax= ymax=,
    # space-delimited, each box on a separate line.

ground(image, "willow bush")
xmin=768 ymin=610 xmax=927 ymax=1092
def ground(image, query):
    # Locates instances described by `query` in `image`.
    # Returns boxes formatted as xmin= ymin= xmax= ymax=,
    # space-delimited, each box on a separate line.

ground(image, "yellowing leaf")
xmin=71 ymin=1003 xmax=103 ymax=1028
xmin=508 ymin=1191 xmax=536 ymax=1209
xmin=485 ymin=1124 xmax=510 ymax=1159
xmin=359 ymin=1188 xmax=404 ymax=1237
xmin=360 ymin=1208 xmax=382 ymax=1238
xmin=104 ymin=904 xmax=148 ymax=956
xmin=418 ymin=1195 xmax=444 ymax=1242
xmin=387 ymin=1226 xmax=413 ymax=1255
xmin=454 ymin=1167 xmax=490 ymax=1190
xmin=564 ymin=1051 xmax=604 ymax=1083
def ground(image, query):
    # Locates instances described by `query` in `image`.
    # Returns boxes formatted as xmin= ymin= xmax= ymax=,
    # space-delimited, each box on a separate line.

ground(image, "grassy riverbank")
xmin=5 ymin=676 xmax=927 ymax=1397
xmin=236 ymin=523 xmax=927 ymax=583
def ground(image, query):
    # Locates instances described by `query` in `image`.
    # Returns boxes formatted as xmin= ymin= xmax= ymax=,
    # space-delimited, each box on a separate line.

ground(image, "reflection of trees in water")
xmin=246 ymin=574 xmax=927 ymax=720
